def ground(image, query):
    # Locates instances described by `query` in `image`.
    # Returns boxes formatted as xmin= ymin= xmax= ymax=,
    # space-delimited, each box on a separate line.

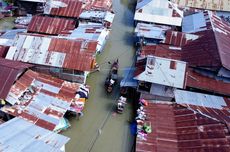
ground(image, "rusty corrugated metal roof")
xmin=186 ymin=68 xmax=230 ymax=96
xmin=84 ymin=0 xmax=112 ymax=11
xmin=48 ymin=37 xmax=97 ymax=71
xmin=175 ymin=89 xmax=230 ymax=130
xmin=49 ymin=0 xmax=83 ymax=18
xmin=2 ymin=70 xmax=82 ymax=130
xmin=182 ymin=11 xmax=230 ymax=71
xmin=91 ymin=0 xmax=112 ymax=10
xmin=27 ymin=16 xmax=76 ymax=35
xmin=134 ymin=58 xmax=146 ymax=77
xmin=6 ymin=34 xmax=97 ymax=71
xmin=164 ymin=31 xmax=199 ymax=47
xmin=212 ymin=14 xmax=230 ymax=71
xmin=0 ymin=58 xmax=32 ymax=99
xmin=182 ymin=30 xmax=221 ymax=70
xmin=0 ymin=45 xmax=9 ymax=58
xmin=139 ymin=44 xmax=182 ymax=60
xmin=172 ymin=0 xmax=230 ymax=12
xmin=136 ymin=102 xmax=230 ymax=152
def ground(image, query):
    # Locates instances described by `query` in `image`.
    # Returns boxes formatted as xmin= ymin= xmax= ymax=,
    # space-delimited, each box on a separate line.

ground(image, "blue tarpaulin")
xmin=120 ymin=67 xmax=138 ymax=88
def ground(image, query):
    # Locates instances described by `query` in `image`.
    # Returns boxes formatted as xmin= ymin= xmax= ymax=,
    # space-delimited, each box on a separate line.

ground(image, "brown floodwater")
xmin=62 ymin=0 xmax=136 ymax=151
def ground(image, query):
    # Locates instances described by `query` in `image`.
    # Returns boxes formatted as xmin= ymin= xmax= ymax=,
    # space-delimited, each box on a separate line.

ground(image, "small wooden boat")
xmin=105 ymin=59 xmax=119 ymax=93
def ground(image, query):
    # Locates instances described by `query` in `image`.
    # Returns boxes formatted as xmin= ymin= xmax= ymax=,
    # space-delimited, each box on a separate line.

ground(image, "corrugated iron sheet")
xmin=7 ymin=34 xmax=97 ymax=71
xmin=164 ymin=31 xmax=199 ymax=47
xmin=175 ymin=89 xmax=227 ymax=109
xmin=27 ymin=16 xmax=76 ymax=35
xmin=182 ymin=11 xmax=230 ymax=71
xmin=175 ymin=90 xmax=230 ymax=130
xmin=0 ymin=45 xmax=9 ymax=58
xmin=140 ymin=44 xmax=182 ymax=60
xmin=0 ymin=58 xmax=32 ymax=99
xmin=136 ymin=102 xmax=230 ymax=152
xmin=0 ymin=117 xmax=69 ymax=151
xmin=2 ymin=70 xmax=81 ymax=130
xmin=49 ymin=0 xmax=83 ymax=18
xmin=70 ymin=23 xmax=107 ymax=39
xmin=134 ymin=56 xmax=187 ymax=89
xmin=182 ymin=30 xmax=221 ymax=70
xmin=211 ymin=14 xmax=230 ymax=71
xmin=134 ymin=0 xmax=183 ymax=26
xmin=186 ymin=68 xmax=230 ymax=96
xmin=49 ymin=38 xmax=97 ymax=71
xmin=182 ymin=11 xmax=211 ymax=33
xmin=172 ymin=0 xmax=230 ymax=12
xmin=134 ymin=58 xmax=146 ymax=78
xmin=135 ymin=23 xmax=170 ymax=39
xmin=84 ymin=0 xmax=112 ymax=11
xmin=68 ymin=23 xmax=110 ymax=52
xmin=136 ymin=102 xmax=178 ymax=152
xmin=91 ymin=0 xmax=112 ymax=10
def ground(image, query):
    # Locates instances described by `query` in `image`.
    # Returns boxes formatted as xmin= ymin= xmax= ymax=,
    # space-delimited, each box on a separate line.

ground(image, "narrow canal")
xmin=62 ymin=0 xmax=136 ymax=151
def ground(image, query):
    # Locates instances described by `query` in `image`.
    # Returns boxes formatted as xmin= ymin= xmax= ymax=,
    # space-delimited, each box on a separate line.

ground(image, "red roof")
xmin=27 ymin=16 xmax=76 ymax=35
xmin=49 ymin=0 xmax=83 ymax=18
xmin=48 ymin=38 xmax=97 ymax=71
xmin=186 ymin=68 xmax=230 ymax=96
xmin=0 ymin=58 xmax=32 ymax=99
xmin=182 ymin=30 xmax=221 ymax=70
xmin=182 ymin=13 xmax=230 ymax=70
xmin=212 ymin=15 xmax=230 ymax=71
xmin=2 ymin=70 xmax=81 ymax=130
xmin=91 ymin=0 xmax=112 ymax=10
xmin=186 ymin=102 xmax=230 ymax=127
xmin=84 ymin=0 xmax=112 ymax=11
xmin=0 ymin=45 xmax=9 ymax=58
xmin=136 ymin=102 xmax=230 ymax=152
xmin=7 ymin=34 xmax=97 ymax=71
xmin=164 ymin=31 xmax=199 ymax=47
xmin=140 ymin=44 xmax=182 ymax=60
xmin=134 ymin=58 xmax=146 ymax=77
